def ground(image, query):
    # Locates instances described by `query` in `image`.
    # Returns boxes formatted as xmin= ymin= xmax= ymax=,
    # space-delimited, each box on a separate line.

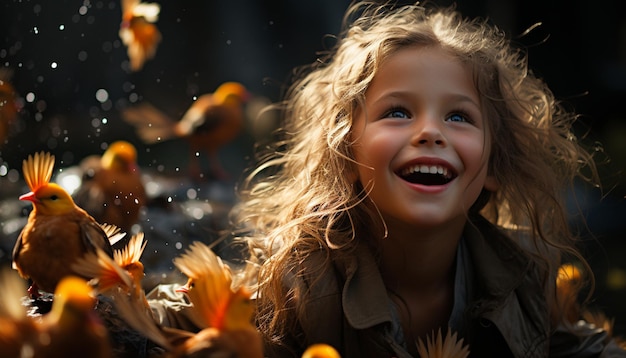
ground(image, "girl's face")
xmin=351 ymin=46 xmax=497 ymax=234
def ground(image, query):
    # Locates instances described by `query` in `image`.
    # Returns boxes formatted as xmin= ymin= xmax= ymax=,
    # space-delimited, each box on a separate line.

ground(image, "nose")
xmin=410 ymin=116 xmax=446 ymax=147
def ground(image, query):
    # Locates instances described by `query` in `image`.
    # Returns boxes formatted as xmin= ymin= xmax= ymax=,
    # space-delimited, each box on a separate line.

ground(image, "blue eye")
xmin=383 ymin=107 xmax=410 ymax=119
xmin=447 ymin=112 xmax=470 ymax=123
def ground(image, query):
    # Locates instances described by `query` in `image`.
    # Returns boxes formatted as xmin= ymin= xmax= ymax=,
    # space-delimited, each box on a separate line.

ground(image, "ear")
xmin=483 ymin=174 xmax=498 ymax=192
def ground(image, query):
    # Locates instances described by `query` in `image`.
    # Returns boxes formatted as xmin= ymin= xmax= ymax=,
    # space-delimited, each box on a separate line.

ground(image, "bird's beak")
xmin=19 ymin=192 xmax=38 ymax=202
xmin=175 ymin=284 xmax=189 ymax=294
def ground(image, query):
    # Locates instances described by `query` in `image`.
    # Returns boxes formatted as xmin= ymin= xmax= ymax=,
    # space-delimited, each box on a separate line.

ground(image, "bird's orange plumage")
xmin=119 ymin=0 xmax=161 ymax=71
xmin=122 ymin=82 xmax=249 ymax=180
xmin=74 ymin=141 xmax=146 ymax=234
xmin=36 ymin=276 xmax=113 ymax=358
xmin=302 ymin=343 xmax=342 ymax=358
xmin=12 ymin=152 xmax=114 ymax=297
xmin=0 ymin=271 xmax=112 ymax=358
xmin=73 ymin=231 xmax=147 ymax=304
xmin=111 ymin=241 xmax=263 ymax=358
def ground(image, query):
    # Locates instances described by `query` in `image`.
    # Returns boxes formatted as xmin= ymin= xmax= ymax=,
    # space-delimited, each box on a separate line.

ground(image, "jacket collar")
xmin=338 ymin=216 xmax=535 ymax=329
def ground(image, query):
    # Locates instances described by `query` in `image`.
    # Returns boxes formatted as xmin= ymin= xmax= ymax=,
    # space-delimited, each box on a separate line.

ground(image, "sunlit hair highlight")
xmin=233 ymin=0 xmax=599 ymax=344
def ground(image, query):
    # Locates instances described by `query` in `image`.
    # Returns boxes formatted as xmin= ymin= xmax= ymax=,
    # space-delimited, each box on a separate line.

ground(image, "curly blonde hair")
xmin=233 ymin=0 xmax=598 ymax=342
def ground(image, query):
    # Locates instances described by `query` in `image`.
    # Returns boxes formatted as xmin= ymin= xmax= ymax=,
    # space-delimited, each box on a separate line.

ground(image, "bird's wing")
xmin=73 ymin=181 xmax=107 ymax=222
xmin=121 ymin=103 xmax=178 ymax=144
xmin=175 ymin=95 xmax=219 ymax=136
xmin=110 ymin=290 xmax=175 ymax=351
xmin=80 ymin=218 xmax=114 ymax=258
xmin=100 ymin=223 xmax=127 ymax=247
xmin=11 ymin=231 xmax=24 ymax=272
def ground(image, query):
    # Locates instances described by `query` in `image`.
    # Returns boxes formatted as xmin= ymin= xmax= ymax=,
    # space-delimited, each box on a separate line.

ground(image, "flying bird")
xmin=72 ymin=231 xmax=150 ymax=311
xmin=12 ymin=151 xmax=115 ymax=298
xmin=73 ymin=141 xmax=146 ymax=234
xmin=122 ymin=81 xmax=250 ymax=180
xmin=112 ymin=241 xmax=263 ymax=358
xmin=119 ymin=0 xmax=162 ymax=71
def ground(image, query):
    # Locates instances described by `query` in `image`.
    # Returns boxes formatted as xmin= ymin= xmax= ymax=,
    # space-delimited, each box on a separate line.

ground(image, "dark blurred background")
xmin=1 ymin=0 xmax=626 ymax=335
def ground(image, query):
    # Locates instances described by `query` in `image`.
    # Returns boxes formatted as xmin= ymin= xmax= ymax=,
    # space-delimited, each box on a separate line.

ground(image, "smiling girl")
xmin=233 ymin=1 xmax=625 ymax=357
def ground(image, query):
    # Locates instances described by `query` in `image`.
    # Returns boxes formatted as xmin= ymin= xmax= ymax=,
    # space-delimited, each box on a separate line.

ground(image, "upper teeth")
xmin=401 ymin=164 xmax=450 ymax=178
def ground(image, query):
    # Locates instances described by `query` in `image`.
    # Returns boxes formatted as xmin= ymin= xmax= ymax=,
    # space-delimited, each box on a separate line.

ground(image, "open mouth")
xmin=397 ymin=164 xmax=457 ymax=186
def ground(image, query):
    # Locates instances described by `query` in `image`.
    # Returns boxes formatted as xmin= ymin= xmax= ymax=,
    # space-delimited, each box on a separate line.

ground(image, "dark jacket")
xmin=260 ymin=216 xmax=625 ymax=358
xmin=147 ymin=216 xmax=625 ymax=357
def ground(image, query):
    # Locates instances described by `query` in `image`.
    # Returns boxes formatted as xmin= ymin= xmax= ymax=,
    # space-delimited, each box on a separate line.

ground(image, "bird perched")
xmin=0 ymin=271 xmax=113 ymax=358
xmin=72 ymin=231 xmax=149 ymax=309
xmin=0 ymin=269 xmax=38 ymax=357
xmin=119 ymin=0 xmax=161 ymax=71
xmin=122 ymin=81 xmax=250 ymax=180
xmin=12 ymin=151 xmax=114 ymax=298
xmin=36 ymin=275 xmax=114 ymax=358
xmin=112 ymin=241 xmax=263 ymax=358
xmin=73 ymin=141 xmax=146 ymax=234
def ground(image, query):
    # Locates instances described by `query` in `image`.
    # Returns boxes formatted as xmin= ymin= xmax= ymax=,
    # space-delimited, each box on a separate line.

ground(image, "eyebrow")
xmin=369 ymin=90 xmax=481 ymax=109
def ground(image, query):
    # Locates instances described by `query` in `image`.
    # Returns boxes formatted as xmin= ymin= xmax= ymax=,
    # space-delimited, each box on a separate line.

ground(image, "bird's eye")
xmin=50 ymin=195 xmax=59 ymax=200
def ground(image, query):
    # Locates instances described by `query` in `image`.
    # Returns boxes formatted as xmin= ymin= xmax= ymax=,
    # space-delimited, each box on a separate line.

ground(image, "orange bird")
xmin=0 ymin=272 xmax=113 ymax=358
xmin=72 ymin=231 xmax=150 ymax=311
xmin=36 ymin=276 xmax=113 ymax=358
xmin=0 ymin=71 xmax=20 ymax=146
xmin=122 ymin=81 xmax=250 ymax=180
xmin=73 ymin=141 xmax=146 ymax=234
xmin=119 ymin=0 xmax=161 ymax=71
xmin=0 ymin=269 xmax=38 ymax=357
xmin=112 ymin=241 xmax=263 ymax=358
xmin=302 ymin=344 xmax=341 ymax=358
xmin=12 ymin=152 xmax=115 ymax=298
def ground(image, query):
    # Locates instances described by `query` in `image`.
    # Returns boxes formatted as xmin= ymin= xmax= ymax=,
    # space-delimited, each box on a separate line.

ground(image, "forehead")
xmin=364 ymin=46 xmax=480 ymax=106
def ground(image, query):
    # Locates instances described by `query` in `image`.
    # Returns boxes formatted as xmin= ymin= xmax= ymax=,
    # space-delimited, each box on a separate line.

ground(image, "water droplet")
xmin=95 ymin=88 xmax=109 ymax=103
xmin=26 ymin=92 xmax=35 ymax=102
xmin=33 ymin=27 xmax=39 ymax=35
xmin=59 ymin=24 xmax=65 ymax=31
xmin=51 ymin=62 xmax=58 ymax=69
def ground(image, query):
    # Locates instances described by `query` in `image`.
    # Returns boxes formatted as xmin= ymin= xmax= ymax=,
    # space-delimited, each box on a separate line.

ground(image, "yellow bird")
xmin=12 ymin=152 xmax=114 ymax=298
xmin=34 ymin=276 xmax=113 ymax=358
xmin=74 ymin=140 xmax=146 ymax=234
xmin=72 ymin=231 xmax=148 ymax=308
xmin=555 ymin=263 xmax=583 ymax=324
xmin=122 ymin=82 xmax=249 ymax=180
xmin=112 ymin=241 xmax=263 ymax=357
xmin=0 ymin=269 xmax=39 ymax=357
xmin=302 ymin=343 xmax=341 ymax=358
xmin=0 ymin=271 xmax=113 ymax=358
xmin=119 ymin=0 xmax=161 ymax=71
